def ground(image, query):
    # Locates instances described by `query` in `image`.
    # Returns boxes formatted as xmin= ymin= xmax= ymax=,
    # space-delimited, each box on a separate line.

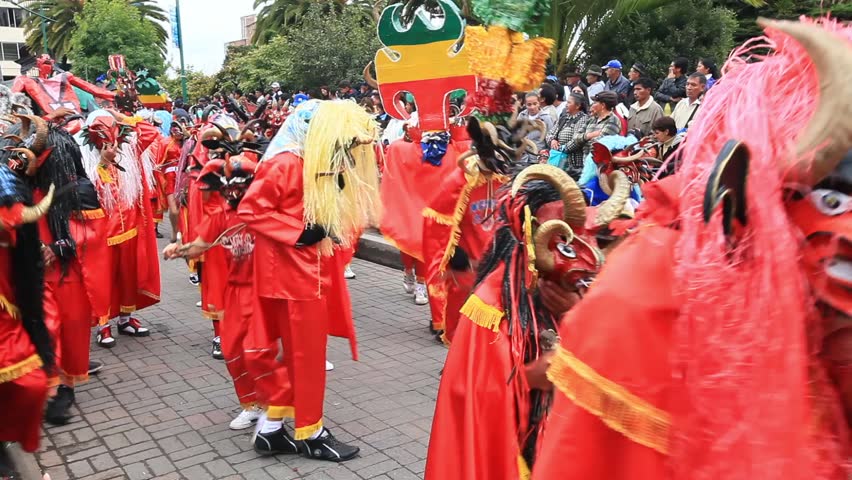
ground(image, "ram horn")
xmin=533 ymin=219 xmax=575 ymax=273
xmin=594 ymin=170 xmax=632 ymax=227
xmin=364 ymin=62 xmax=379 ymax=89
xmin=21 ymin=183 xmax=54 ymax=224
xmin=14 ymin=114 xmax=48 ymax=153
xmin=757 ymin=18 xmax=852 ymax=185
xmin=511 ymin=164 xmax=587 ymax=227
xmin=239 ymin=119 xmax=264 ymax=142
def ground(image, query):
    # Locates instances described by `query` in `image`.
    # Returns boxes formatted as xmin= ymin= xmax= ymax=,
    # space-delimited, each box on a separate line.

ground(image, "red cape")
xmin=379 ymin=139 xmax=471 ymax=261
xmin=426 ymin=264 xmax=530 ymax=480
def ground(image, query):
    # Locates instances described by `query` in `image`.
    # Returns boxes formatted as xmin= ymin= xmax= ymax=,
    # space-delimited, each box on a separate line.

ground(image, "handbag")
xmin=547 ymin=149 xmax=568 ymax=167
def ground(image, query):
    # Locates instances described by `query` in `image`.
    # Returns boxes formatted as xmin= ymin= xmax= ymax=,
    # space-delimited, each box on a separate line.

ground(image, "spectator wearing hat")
xmin=624 ymin=63 xmax=647 ymax=107
xmin=655 ymin=57 xmax=689 ymax=111
xmin=627 ymin=77 xmax=664 ymax=137
xmin=585 ymin=65 xmax=606 ymax=104
xmin=562 ymin=91 xmax=621 ymax=157
xmin=561 ymin=67 xmax=583 ymax=101
xmin=604 ymin=59 xmax=631 ymax=104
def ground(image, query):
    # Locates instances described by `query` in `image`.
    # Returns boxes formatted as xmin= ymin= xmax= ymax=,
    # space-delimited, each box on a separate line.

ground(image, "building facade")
xmin=225 ymin=14 xmax=256 ymax=50
xmin=0 ymin=1 xmax=30 ymax=80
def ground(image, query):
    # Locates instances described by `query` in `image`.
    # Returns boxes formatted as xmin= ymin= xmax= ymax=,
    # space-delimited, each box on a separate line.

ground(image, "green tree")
xmin=711 ymin=0 xmax=852 ymax=43
xmin=253 ymin=0 xmax=377 ymax=44
xmin=582 ymin=0 xmax=737 ymax=81
xmin=160 ymin=67 xmax=217 ymax=104
xmin=67 ymin=0 xmax=166 ymax=82
xmin=24 ymin=0 xmax=168 ymax=60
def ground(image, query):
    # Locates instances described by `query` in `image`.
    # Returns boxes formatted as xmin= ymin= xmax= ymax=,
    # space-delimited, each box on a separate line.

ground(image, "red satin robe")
xmin=380 ymin=139 xmax=472 ymax=261
xmin=151 ymin=136 xmax=181 ymax=221
xmin=97 ymin=122 xmax=161 ymax=318
xmin=532 ymin=178 xmax=682 ymax=479
xmin=425 ymin=264 xmax=531 ymax=480
xmin=0 ymin=211 xmax=48 ymax=453
xmin=37 ymin=198 xmax=110 ymax=383
xmin=422 ymin=166 xmax=504 ymax=341
xmin=237 ymin=151 xmax=358 ymax=438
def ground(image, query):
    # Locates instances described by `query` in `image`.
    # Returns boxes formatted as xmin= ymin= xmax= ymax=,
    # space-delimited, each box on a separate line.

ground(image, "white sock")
xmin=260 ymin=420 xmax=282 ymax=434
xmin=308 ymin=427 xmax=325 ymax=440
xmin=119 ymin=314 xmax=130 ymax=323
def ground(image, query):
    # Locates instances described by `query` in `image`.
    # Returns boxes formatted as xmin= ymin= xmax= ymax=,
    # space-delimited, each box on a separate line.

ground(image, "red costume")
xmin=81 ymin=114 xmax=161 ymax=327
xmin=422 ymin=161 xmax=506 ymax=341
xmin=238 ymin=151 xmax=338 ymax=436
xmin=13 ymin=55 xmax=114 ymax=133
xmin=149 ymin=134 xmax=181 ymax=222
xmin=0 ymin=167 xmax=54 ymax=452
xmin=426 ymin=163 xmax=603 ymax=480
xmin=533 ymin=18 xmax=852 ymax=480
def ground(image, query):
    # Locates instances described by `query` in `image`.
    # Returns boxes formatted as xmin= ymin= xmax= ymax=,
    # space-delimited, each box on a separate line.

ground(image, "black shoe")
xmin=155 ymin=229 xmax=164 ymax=239
xmin=87 ymin=360 xmax=104 ymax=375
xmin=212 ymin=336 xmax=224 ymax=360
xmin=299 ymin=428 xmax=360 ymax=462
xmin=254 ymin=427 xmax=299 ymax=456
xmin=45 ymin=385 xmax=75 ymax=426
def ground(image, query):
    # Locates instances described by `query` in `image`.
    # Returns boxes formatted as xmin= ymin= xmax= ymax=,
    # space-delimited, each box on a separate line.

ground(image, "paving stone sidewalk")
xmin=37 ymin=233 xmax=446 ymax=479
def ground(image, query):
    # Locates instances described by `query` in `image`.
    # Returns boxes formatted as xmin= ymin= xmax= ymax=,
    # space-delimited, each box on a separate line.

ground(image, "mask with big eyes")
xmin=787 ymin=188 xmax=852 ymax=315
xmin=82 ymin=117 xmax=132 ymax=164
xmin=510 ymin=164 xmax=604 ymax=291
xmin=198 ymin=157 xmax=257 ymax=208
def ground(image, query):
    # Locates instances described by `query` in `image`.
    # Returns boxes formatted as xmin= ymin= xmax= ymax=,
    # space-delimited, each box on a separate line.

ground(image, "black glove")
xmin=449 ymin=247 xmax=470 ymax=271
xmin=296 ymin=224 xmax=327 ymax=247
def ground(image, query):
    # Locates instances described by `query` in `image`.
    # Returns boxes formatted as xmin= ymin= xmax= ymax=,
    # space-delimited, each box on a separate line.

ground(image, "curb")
xmin=355 ymin=230 xmax=403 ymax=271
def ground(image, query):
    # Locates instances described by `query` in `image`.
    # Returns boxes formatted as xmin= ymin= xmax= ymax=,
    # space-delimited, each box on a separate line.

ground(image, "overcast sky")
xmin=156 ymin=0 xmax=256 ymax=75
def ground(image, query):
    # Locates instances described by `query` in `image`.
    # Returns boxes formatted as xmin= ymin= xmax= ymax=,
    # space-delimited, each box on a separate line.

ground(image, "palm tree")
xmin=24 ymin=0 xmax=168 ymax=60
xmin=253 ymin=0 xmax=377 ymax=44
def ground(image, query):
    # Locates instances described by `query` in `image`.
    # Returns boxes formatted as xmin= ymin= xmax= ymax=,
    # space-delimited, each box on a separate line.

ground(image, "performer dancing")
xmin=533 ymin=17 xmax=852 ymax=480
xmin=238 ymin=100 xmax=380 ymax=462
xmin=80 ymin=109 xmax=161 ymax=347
xmin=1 ymin=113 xmax=111 ymax=424
xmin=425 ymin=163 xmax=604 ymax=479
xmin=0 ymin=162 xmax=54 ymax=452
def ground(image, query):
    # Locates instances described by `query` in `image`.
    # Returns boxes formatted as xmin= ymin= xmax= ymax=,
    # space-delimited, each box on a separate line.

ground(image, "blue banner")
xmin=170 ymin=5 xmax=181 ymax=49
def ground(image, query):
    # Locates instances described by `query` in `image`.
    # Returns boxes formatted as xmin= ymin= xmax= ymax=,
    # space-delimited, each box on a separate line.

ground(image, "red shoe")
xmin=118 ymin=317 xmax=150 ymax=337
xmin=96 ymin=326 xmax=115 ymax=348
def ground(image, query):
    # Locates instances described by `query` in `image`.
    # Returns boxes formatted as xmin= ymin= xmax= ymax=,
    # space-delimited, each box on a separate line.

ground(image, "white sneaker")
xmin=325 ymin=360 xmax=334 ymax=371
xmin=230 ymin=406 xmax=262 ymax=430
xmin=343 ymin=265 xmax=356 ymax=279
xmin=196 ymin=300 xmax=202 ymax=308
xmin=414 ymin=283 xmax=429 ymax=305
xmin=403 ymin=270 xmax=416 ymax=294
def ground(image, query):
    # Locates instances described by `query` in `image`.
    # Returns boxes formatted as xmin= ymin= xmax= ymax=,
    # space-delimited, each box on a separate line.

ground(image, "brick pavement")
xmin=37 ymin=232 xmax=446 ymax=479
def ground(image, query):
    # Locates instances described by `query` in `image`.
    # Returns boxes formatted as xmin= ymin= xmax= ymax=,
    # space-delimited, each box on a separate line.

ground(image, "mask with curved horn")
xmin=757 ymin=18 xmax=852 ymax=185
xmin=592 ymin=170 xmax=633 ymax=229
xmin=363 ymin=62 xmax=378 ymax=89
xmin=19 ymin=183 xmax=54 ymax=225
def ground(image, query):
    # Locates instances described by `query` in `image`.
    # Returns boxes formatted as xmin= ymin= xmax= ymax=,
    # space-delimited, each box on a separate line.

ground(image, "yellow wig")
xmin=302 ymin=100 xmax=382 ymax=246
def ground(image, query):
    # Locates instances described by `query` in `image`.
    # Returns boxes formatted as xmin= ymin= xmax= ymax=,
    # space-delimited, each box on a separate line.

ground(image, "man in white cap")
xmin=270 ymin=82 xmax=283 ymax=104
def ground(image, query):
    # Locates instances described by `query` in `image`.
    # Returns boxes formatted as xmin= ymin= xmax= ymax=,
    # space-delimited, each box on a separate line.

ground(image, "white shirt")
xmin=672 ymin=97 xmax=702 ymax=130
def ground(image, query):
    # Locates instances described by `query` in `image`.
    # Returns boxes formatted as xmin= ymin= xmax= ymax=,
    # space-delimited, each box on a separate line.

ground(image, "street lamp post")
xmin=9 ymin=1 xmax=54 ymax=54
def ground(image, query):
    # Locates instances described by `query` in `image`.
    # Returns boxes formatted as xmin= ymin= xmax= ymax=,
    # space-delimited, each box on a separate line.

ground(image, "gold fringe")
xmin=547 ymin=346 xmax=671 ymax=455
xmin=202 ymin=309 xmax=222 ymax=320
xmin=77 ymin=208 xmax=105 ymax=220
xmin=0 ymin=295 xmax=20 ymax=319
xmin=517 ymin=455 xmax=531 ymax=480
xmin=422 ymin=207 xmax=455 ymax=226
xmin=97 ymin=164 xmax=114 ymax=184
xmin=119 ymin=304 xmax=136 ymax=314
xmin=523 ymin=206 xmax=538 ymax=288
xmin=436 ymin=173 xmax=481 ymax=275
xmin=427 ymin=283 xmax=447 ymax=331
xmin=294 ymin=419 xmax=324 ymax=441
xmin=460 ymin=294 xmax=503 ymax=333
xmin=107 ymin=227 xmax=138 ymax=246
xmin=0 ymin=354 xmax=42 ymax=384
xmin=266 ymin=405 xmax=295 ymax=419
